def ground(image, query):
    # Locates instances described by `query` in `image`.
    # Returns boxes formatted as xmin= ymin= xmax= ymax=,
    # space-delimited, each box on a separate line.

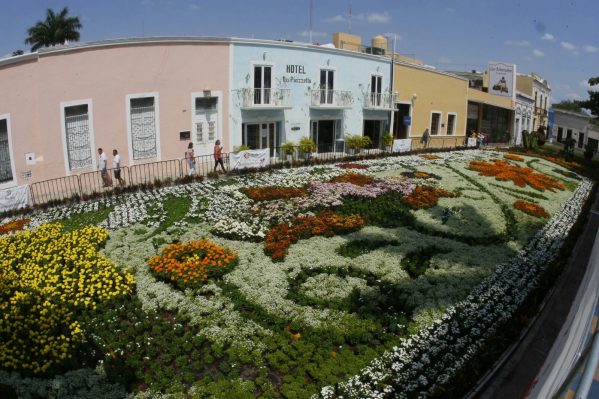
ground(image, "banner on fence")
xmin=467 ymin=138 xmax=477 ymax=147
xmin=0 ymin=185 xmax=31 ymax=213
xmin=230 ymin=149 xmax=270 ymax=170
xmin=392 ymin=139 xmax=412 ymax=153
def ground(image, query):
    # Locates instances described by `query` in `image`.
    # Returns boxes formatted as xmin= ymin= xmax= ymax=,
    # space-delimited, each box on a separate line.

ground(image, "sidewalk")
xmin=471 ymin=187 xmax=599 ymax=399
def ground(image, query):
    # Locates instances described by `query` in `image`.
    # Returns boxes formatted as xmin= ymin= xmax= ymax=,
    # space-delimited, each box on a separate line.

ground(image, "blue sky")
xmin=1 ymin=0 xmax=598 ymax=102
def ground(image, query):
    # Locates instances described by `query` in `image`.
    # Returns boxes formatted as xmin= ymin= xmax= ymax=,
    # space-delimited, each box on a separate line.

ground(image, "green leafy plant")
xmin=382 ymin=133 xmax=393 ymax=147
xmin=298 ymin=137 xmax=316 ymax=153
xmin=281 ymin=141 xmax=296 ymax=156
xmin=584 ymin=142 xmax=595 ymax=160
xmin=233 ymin=145 xmax=251 ymax=152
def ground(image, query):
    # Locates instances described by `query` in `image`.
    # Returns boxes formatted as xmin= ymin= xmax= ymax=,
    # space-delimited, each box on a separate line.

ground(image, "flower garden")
xmin=0 ymin=149 xmax=593 ymax=398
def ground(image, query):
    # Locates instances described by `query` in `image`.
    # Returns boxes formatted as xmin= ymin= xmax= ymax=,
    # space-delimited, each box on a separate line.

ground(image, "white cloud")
xmin=541 ymin=33 xmax=555 ymax=41
xmin=366 ymin=11 xmax=391 ymax=23
xmin=505 ymin=40 xmax=531 ymax=47
xmin=438 ymin=56 xmax=452 ymax=64
xmin=533 ymin=49 xmax=544 ymax=57
xmin=561 ymin=41 xmax=576 ymax=51
xmin=580 ymin=80 xmax=599 ymax=92
xmin=323 ymin=14 xmax=345 ymax=23
xmin=565 ymin=92 xmax=583 ymax=100
xmin=298 ymin=31 xmax=328 ymax=38
xmin=584 ymin=45 xmax=598 ymax=53
xmin=446 ymin=7 xmax=455 ymax=13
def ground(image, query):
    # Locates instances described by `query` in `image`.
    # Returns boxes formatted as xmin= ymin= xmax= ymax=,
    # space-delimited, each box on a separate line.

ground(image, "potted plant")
xmin=281 ymin=141 xmax=296 ymax=161
xmin=233 ymin=144 xmax=250 ymax=153
xmin=298 ymin=137 xmax=316 ymax=159
xmin=382 ymin=132 xmax=393 ymax=151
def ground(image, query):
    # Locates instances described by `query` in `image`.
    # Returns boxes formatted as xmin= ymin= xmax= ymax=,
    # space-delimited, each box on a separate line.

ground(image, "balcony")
xmin=310 ymin=89 xmax=353 ymax=108
xmin=237 ymin=88 xmax=291 ymax=109
xmin=535 ymin=107 xmax=548 ymax=117
xmin=363 ymin=92 xmax=395 ymax=110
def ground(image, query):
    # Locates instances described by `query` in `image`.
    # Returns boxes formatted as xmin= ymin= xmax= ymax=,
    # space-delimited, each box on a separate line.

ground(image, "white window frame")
xmin=190 ymin=91 xmax=223 ymax=148
xmin=0 ymin=113 xmax=17 ymax=189
xmin=318 ymin=66 xmax=337 ymax=104
xmin=430 ymin=111 xmax=442 ymax=136
xmin=446 ymin=112 xmax=457 ymax=136
xmin=60 ymin=99 xmax=96 ymax=176
xmin=251 ymin=62 xmax=275 ymax=105
xmin=126 ymin=92 xmax=161 ymax=163
xmin=370 ymin=74 xmax=383 ymax=107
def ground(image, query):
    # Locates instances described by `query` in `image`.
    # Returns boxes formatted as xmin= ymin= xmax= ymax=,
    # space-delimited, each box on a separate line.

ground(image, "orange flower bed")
xmin=264 ymin=212 xmax=366 ymax=262
xmin=402 ymin=186 xmax=457 ymax=209
xmin=544 ymin=156 xmax=581 ymax=170
xmin=469 ymin=160 xmax=564 ymax=192
xmin=337 ymin=163 xmax=369 ymax=170
xmin=0 ymin=218 xmax=30 ymax=235
xmin=418 ymin=154 xmax=442 ymax=160
xmin=513 ymin=200 xmax=549 ymax=217
xmin=241 ymin=186 xmax=308 ymax=201
xmin=330 ymin=172 xmax=374 ymax=186
xmin=504 ymin=154 xmax=525 ymax=162
xmin=148 ymin=239 xmax=238 ymax=289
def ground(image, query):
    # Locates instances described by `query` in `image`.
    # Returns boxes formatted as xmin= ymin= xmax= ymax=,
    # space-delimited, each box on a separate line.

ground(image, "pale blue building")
xmin=229 ymin=39 xmax=393 ymax=154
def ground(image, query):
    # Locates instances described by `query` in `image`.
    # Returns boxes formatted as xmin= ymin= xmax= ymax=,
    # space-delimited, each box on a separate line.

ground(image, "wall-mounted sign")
xmin=403 ymin=116 xmax=412 ymax=126
xmin=488 ymin=62 xmax=516 ymax=99
xmin=283 ymin=64 xmax=312 ymax=84
xmin=291 ymin=126 xmax=301 ymax=131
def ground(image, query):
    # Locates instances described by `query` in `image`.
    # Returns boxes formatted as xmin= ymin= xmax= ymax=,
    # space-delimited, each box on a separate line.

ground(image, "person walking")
xmin=421 ymin=128 xmax=430 ymax=148
xmin=214 ymin=140 xmax=226 ymax=174
xmin=112 ymin=149 xmax=125 ymax=188
xmin=185 ymin=142 xmax=196 ymax=176
xmin=97 ymin=148 xmax=112 ymax=187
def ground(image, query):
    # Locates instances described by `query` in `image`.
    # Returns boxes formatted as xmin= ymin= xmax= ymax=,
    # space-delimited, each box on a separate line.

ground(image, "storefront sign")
xmin=283 ymin=64 xmax=312 ymax=84
xmin=230 ymin=148 xmax=271 ymax=170
xmin=392 ymin=139 xmax=412 ymax=153
xmin=488 ymin=62 xmax=516 ymax=99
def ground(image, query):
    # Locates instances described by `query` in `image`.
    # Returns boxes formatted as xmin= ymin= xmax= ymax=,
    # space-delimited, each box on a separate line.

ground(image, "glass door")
xmin=243 ymin=122 xmax=277 ymax=151
xmin=320 ymin=69 xmax=334 ymax=104
xmin=371 ymin=75 xmax=382 ymax=107
xmin=254 ymin=66 xmax=272 ymax=105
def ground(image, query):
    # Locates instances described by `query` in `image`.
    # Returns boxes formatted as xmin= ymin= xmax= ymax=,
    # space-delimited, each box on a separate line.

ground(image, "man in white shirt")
xmin=97 ymin=148 xmax=111 ymax=187
xmin=112 ymin=149 xmax=125 ymax=188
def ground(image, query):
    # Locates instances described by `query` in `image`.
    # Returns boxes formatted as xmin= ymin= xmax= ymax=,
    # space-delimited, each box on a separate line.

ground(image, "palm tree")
xmin=25 ymin=7 xmax=82 ymax=52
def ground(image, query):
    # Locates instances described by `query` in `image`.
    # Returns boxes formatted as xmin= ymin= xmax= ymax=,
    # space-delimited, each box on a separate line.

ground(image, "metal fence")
xmin=23 ymin=137 xmax=470 ymax=208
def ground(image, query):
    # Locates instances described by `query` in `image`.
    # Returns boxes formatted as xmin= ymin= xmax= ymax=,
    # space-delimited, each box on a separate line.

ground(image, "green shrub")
xmin=281 ymin=141 xmax=296 ymax=155
xmin=233 ymin=145 xmax=251 ymax=152
xmin=298 ymin=137 xmax=316 ymax=153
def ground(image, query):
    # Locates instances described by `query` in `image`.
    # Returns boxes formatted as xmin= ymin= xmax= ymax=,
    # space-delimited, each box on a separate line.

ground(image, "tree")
xmin=552 ymin=99 xmax=583 ymax=112
xmin=25 ymin=7 xmax=82 ymax=52
xmin=11 ymin=50 xmax=24 ymax=56
xmin=580 ymin=76 xmax=599 ymax=117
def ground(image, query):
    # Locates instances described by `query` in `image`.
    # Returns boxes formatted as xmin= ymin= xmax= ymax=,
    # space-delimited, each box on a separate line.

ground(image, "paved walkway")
xmin=471 ymin=187 xmax=599 ymax=399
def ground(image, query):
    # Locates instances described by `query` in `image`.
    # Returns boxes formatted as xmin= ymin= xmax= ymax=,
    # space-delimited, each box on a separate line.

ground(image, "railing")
xmin=363 ymin=92 xmax=395 ymax=110
xmin=536 ymin=107 xmax=548 ymax=117
xmin=310 ymin=89 xmax=353 ymax=108
xmin=236 ymin=88 xmax=291 ymax=108
xmin=18 ymin=137 xmax=472 ymax=209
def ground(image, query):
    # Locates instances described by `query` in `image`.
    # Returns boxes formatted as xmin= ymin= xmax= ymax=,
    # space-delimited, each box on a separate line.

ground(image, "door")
xmin=393 ymin=103 xmax=411 ymax=139
xmin=320 ymin=69 xmax=334 ymax=104
xmin=364 ymin=120 xmax=382 ymax=148
xmin=243 ymin=122 xmax=278 ymax=154
xmin=578 ymin=133 xmax=584 ymax=148
xmin=193 ymin=96 xmax=218 ymax=154
xmin=371 ymin=75 xmax=382 ymax=107
xmin=311 ymin=120 xmax=336 ymax=152
xmin=254 ymin=66 xmax=272 ymax=105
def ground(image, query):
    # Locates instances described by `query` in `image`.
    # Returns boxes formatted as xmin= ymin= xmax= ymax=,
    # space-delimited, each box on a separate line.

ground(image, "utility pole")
xmin=388 ymin=34 xmax=397 ymax=139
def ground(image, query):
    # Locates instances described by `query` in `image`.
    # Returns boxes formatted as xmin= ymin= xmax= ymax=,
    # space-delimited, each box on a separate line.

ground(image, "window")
xmin=63 ymin=104 xmax=93 ymax=170
xmin=371 ymin=75 xmax=382 ymax=106
xmin=0 ymin=118 xmax=14 ymax=183
xmin=557 ymin=127 xmax=563 ymax=142
xmin=192 ymin=94 xmax=219 ymax=145
xmin=254 ymin=65 xmax=272 ymax=105
xmin=129 ymin=96 xmax=157 ymax=160
xmin=446 ymin=113 xmax=456 ymax=135
xmin=320 ymin=69 xmax=334 ymax=104
xmin=430 ymin=112 xmax=441 ymax=135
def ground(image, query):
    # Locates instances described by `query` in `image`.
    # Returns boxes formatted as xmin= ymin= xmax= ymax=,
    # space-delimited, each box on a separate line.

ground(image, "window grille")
xmin=130 ymin=97 xmax=157 ymax=160
xmin=64 ymin=105 xmax=92 ymax=170
xmin=0 ymin=119 xmax=13 ymax=182
xmin=196 ymin=123 xmax=205 ymax=143
xmin=208 ymin=121 xmax=216 ymax=141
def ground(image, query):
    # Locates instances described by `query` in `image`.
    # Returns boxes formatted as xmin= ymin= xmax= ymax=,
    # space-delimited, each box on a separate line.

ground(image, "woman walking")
xmin=214 ymin=140 xmax=226 ymax=174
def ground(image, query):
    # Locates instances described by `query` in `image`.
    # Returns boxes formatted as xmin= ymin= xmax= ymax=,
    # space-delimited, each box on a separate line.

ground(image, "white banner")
xmin=0 ymin=185 xmax=31 ymax=213
xmin=230 ymin=149 xmax=271 ymax=170
xmin=392 ymin=139 xmax=412 ymax=153
xmin=467 ymin=138 xmax=478 ymax=147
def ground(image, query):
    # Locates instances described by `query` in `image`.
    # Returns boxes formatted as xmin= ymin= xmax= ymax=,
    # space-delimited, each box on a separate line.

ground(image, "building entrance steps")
xmin=469 ymin=186 xmax=599 ymax=399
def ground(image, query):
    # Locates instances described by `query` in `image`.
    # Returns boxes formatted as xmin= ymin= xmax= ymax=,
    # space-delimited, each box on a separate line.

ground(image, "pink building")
xmin=0 ymin=38 xmax=230 ymax=189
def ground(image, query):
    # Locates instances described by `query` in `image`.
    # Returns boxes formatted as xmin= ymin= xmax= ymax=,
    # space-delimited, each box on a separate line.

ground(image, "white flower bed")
xmin=316 ymin=177 xmax=593 ymax=399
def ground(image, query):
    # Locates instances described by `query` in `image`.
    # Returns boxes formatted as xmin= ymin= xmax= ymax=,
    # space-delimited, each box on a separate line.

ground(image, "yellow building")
xmin=392 ymin=62 xmax=468 ymax=148
xmin=516 ymin=73 xmax=551 ymax=131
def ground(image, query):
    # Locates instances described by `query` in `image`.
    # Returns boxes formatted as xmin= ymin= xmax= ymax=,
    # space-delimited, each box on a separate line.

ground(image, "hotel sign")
xmin=282 ymin=64 xmax=312 ymax=84
xmin=488 ymin=62 xmax=516 ymax=99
